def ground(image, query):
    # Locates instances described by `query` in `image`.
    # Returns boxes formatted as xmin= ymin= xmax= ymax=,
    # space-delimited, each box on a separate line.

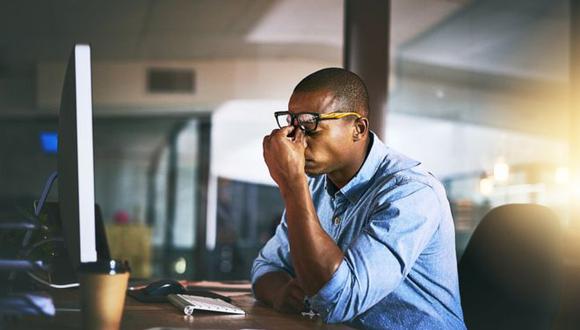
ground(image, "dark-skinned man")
xmin=252 ymin=68 xmax=465 ymax=329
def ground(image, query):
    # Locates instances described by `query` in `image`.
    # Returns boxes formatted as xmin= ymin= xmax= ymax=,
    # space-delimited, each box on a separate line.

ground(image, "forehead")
xmin=288 ymin=90 xmax=340 ymax=114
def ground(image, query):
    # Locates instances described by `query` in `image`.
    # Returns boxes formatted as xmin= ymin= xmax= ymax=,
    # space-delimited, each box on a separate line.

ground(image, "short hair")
xmin=293 ymin=67 xmax=369 ymax=117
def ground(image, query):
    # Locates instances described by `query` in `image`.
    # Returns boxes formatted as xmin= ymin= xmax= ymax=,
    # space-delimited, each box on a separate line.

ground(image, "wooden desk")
xmin=10 ymin=286 xmax=353 ymax=330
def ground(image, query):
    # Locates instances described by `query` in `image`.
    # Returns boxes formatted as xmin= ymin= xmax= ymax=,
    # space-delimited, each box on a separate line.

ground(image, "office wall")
xmin=0 ymin=121 xmax=57 ymax=205
xmin=0 ymin=57 xmax=334 ymax=220
xmin=387 ymin=114 xmax=567 ymax=179
xmin=0 ymin=117 xmax=182 ymax=223
xmin=208 ymin=101 xmax=567 ymax=185
xmin=0 ymin=74 xmax=36 ymax=111
xmin=36 ymin=59 xmax=332 ymax=113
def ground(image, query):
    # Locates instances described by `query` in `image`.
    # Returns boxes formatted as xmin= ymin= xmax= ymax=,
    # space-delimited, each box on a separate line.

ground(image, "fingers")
xmin=292 ymin=128 xmax=307 ymax=147
xmin=287 ymin=280 xmax=306 ymax=306
xmin=262 ymin=135 xmax=270 ymax=153
xmin=279 ymin=125 xmax=295 ymax=134
xmin=288 ymin=278 xmax=305 ymax=293
xmin=265 ymin=126 xmax=294 ymax=141
xmin=289 ymin=288 xmax=305 ymax=304
xmin=280 ymin=290 xmax=305 ymax=313
xmin=273 ymin=279 xmax=307 ymax=314
xmin=276 ymin=298 xmax=303 ymax=313
xmin=287 ymin=296 xmax=306 ymax=312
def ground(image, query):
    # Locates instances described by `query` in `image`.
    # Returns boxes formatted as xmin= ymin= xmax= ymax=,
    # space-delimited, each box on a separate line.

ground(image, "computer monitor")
xmin=57 ymin=44 xmax=98 ymax=271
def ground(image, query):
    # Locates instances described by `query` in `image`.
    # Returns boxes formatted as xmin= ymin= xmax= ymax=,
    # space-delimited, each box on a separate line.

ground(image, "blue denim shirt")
xmin=251 ymin=133 xmax=466 ymax=329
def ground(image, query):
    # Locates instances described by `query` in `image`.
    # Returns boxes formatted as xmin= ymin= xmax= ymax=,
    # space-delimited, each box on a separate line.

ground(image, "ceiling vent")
xmin=147 ymin=68 xmax=195 ymax=93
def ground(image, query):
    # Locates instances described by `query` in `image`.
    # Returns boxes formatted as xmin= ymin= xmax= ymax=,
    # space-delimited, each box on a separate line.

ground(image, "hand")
xmin=273 ymin=278 xmax=306 ymax=313
xmin=263 ymin=126 xmax=307 ymax=187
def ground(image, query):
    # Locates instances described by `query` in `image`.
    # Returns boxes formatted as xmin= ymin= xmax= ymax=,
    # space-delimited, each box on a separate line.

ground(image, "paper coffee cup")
xmin=79 ymin=260 xmax=130 ymax=330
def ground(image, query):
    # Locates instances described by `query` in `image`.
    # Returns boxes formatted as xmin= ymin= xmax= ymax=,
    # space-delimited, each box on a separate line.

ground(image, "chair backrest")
xmin=458 ymin=203 xmax=563 ymax=330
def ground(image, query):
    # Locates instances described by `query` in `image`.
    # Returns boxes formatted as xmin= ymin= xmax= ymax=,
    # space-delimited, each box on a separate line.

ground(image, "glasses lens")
xmin=276 ymin=113 xmax=292 ymax=128
xmin=297 ymin=113 xmax=318 ymax=132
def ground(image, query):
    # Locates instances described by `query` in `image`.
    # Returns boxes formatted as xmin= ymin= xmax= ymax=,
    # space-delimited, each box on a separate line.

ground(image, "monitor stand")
xmin=36 ymin=202 xmax=110 ymax=284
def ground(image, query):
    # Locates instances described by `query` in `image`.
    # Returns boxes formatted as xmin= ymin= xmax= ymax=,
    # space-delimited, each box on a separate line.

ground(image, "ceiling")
xmin=0 ymin=0 xmax=468 ymax=158
xmin=397 ymin=0 xmax=569 ymax=81
xmin=391 ymin=0 xmax=570 ymax=138
xmin=0 ymin=0 xmax=465 ymax=74
xmin=0 ymin=0 xmax=278 ymax=71
xmin=1 ymin=0 xmax=570 ymax=138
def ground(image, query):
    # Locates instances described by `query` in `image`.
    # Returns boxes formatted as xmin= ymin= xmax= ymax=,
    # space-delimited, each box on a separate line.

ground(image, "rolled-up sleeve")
xmin=251 ymin=211 xmax=294 ymax=288
xmin=310 ymin=181 xmax=441 ymax=323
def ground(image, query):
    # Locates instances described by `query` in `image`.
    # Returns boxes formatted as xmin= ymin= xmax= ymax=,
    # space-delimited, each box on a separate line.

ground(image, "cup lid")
xmin=78 ymin=260 xmax=130 ymax=274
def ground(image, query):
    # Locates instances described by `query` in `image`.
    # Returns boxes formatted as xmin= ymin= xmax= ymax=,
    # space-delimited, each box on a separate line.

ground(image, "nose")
xmin=291 ymin=117 xmax=299 ymax=128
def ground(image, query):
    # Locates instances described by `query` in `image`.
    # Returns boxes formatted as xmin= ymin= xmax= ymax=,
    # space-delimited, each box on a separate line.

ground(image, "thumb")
xmin=293 ymin=128 xmax=307 ymax=148
xmin=280 ymin=125 xmax=295 ymax=135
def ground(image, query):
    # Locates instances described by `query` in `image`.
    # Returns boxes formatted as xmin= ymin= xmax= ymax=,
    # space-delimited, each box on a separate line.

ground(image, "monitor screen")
xmin=57 ymin=44 xmax=98 ymax=270
xmin=39 ymin=132 xmax=58 ymax=154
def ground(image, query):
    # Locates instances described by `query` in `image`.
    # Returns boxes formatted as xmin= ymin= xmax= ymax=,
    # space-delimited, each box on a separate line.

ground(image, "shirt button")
xmin=333 ymin=216 xmax=341 ymax=225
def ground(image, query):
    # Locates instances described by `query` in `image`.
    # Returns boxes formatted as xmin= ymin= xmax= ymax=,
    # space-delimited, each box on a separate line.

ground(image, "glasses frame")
xmin=274 ymin=111 xmax=363 ymax=133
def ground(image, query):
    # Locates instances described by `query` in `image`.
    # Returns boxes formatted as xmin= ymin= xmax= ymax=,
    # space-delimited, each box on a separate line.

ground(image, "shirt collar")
xmin=324 ymin=132 xmax=421 ymax=203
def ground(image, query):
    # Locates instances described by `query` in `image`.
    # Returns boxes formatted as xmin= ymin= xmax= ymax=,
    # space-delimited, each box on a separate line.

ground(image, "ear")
xmin=352 ymin=117 xmax=369 ymax=141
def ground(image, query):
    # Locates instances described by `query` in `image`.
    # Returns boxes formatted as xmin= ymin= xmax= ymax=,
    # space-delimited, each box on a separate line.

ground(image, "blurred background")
xmin=0 ymin=0 xmax=577 ymax=286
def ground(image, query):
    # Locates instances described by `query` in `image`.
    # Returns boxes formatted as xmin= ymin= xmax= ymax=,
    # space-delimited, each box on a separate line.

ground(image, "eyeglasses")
xmin=274 ymin=111 xmax=362 ymax=133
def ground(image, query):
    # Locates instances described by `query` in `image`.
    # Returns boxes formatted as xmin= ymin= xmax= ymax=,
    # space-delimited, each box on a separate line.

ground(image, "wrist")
xmin=279 ymin=175 xmax=308 ymax=199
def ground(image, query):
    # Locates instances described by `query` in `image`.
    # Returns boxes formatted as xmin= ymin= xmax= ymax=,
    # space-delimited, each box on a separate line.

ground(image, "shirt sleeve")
xmin=250 ymin=210 xmax=294 ymax=290
xmin=309 ymin=181 xmax=441 ymax=323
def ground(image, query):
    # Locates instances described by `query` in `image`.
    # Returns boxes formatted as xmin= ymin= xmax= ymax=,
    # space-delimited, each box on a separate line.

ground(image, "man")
xmin=252 ymin=68 xmax=465 ymax=329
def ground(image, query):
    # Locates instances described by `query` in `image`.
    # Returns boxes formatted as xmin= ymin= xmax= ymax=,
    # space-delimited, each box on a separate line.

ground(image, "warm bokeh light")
xmin=571 ymin=176 xmax=580 ymax=199
xmin=555 ymin=166 xmax=570 ymax=184
xmin=493 ymin=160 xmax=510 ymax=183
xmin=174 ymin=257 xmax=187 ymax=274
xmin=479 ymin=177 xmax=494 ymax=195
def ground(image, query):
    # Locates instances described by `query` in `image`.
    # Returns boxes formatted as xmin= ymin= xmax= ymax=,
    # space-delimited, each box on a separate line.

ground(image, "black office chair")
xmin=458 ymin=204 xmax=563 ymax=330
